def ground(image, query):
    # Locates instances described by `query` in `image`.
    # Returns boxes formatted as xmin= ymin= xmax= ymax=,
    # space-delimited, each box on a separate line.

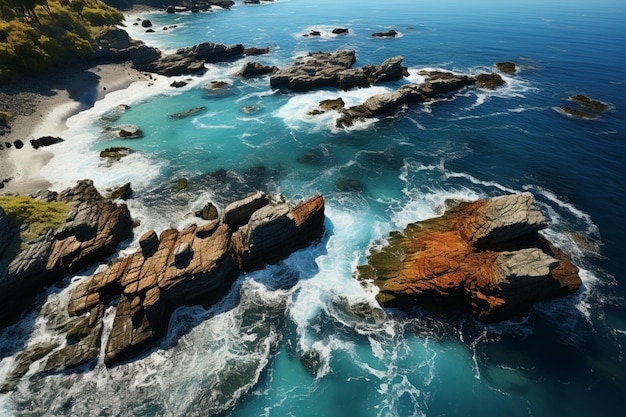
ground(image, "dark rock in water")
xmin=64 ymin=192 xmax=324 ymax=365
xmin=244 ymin=47 xmax=270 ymax=56
xmin=332 ymin=28 xmax=349 ymax=35
xmin=420 ymin=70 xmax=475 ymax=96
xmin=568 ymin=94 xmax=609 ymax=112
xmin=335 ymin=177 xmax=365 ymax=192
xmin=100 ymin=147 xmax=131 ymax=161
xmin=270 ymin=50 xmax=357 ymax=91
xmin=474 ymin=73 xmax=506 ymax=89
xmin=30 ymin=136 xmax=64 ymax=149
xmin=141 ymin=19 xmax=153 ymax=28
xmin=170 ymin=80 xmax=189 ymax=88
xmin=106 ymin=124 xmax=144 ymax=139
xmin=133 ymin=42 xmax=244 ymax=77
xmin=146 ymin=29 xmax=155 ymax=33
xmin=107 ymin=182 xmax=132 ymax=200
xmin=555 ymin=106 xmax=598 ymax=120
xmin=372 ymin=29 xmax=398 ymax=38
xmin=235 ymin=61 xmax=278 ymax=77
xmin=240 ymin=105 xmax=260 ymax=114
xmin=168 ymin=106 xmax=207 ymax=120
xmin=194 ymin=202 xmax=219 ymax=220
xmin=296 ymin=149 xmax=331 ymax=165
xmin=356 ymin=192 xmax=582 ymax=322
xmin=496 ymin=61 xmax=517 ymax=74
xmin=4 ymin=142 xmax=11 ymax=148
xmin=319 ymin=97 xmax=345 ymax=111
xmin=13 ymin=140 xmax=23 ymax=149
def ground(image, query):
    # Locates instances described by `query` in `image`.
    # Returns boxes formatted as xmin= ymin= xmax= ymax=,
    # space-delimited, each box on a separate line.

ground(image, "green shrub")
xmin=0 ymin=196 xmax=69 ymax=248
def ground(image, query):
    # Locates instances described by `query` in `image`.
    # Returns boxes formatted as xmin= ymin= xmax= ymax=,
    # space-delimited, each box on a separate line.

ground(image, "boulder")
xmin=29 ymin=136 xmax=64 ymax=149
xmin=332 ymin=28 xmax=349 ymax=35
xmin=235 ymin=61 xmax=278 ymax=77
xmin=356 ymin=192 xmax=582 ymax=322
xmin=244 ymin=47 xmax=270 ymax=56
xmin=106 ymin=124 xmax=144 ymax=139
xmin=496 ymin=61 xmax=517 ymax=74
xmin=100 ymin=147 xmax=132 ymax=161
xmin=365 ymin=56 xmax=408 ymax=84
xmin=337 ymin=68 xmax=370 ymax=90
xmin=372 ymin=29 xmax=398 ymax=38
xmin=474 ymin=73 xmax=506 ymax=89
xmin=141 ymin=19 xmax=153 ymax=28
xmin=194 ymin=202 xmax=219 ymax=221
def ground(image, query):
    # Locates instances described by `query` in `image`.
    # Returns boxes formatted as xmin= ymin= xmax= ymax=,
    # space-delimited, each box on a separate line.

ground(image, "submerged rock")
xmin=356 ymin=192 xmax=582 ymax=322
xmin=568 ymin=94 xmax=609 ymax=112
xmin=168 ymin=106 xmax=207 ymax=120
xmin=555 ymin=106 xmax=598 ymax=120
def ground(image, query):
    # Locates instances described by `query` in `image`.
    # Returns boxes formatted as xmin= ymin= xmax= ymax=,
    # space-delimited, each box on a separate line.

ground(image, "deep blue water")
xmin=1 ymin=0 xmax=625 ymax=415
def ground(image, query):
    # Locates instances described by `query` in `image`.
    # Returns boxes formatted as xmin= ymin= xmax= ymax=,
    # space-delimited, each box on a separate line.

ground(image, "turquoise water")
xmin=1 ymin=0 xmax=625 ymax=415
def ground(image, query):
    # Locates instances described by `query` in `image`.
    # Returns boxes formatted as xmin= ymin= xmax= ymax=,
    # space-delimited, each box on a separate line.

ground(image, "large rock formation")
xmin=336 ymin=70 xmax=505 ymax=128
xmin=0 ymin=180 xmax=133 ymax=326
xmin=134 ymin=42 xmax=245 ymax=76
xmin=356 ymin=192 xmax=582 ymax=322
xmin=65 ymin=192 xmax=325 ymax=366
xmin=269 ymin=50 xmax=408 ymax=91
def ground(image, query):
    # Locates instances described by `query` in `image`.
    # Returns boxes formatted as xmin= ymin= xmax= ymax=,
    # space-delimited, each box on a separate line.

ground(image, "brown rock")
xmin=357 ymin=192 xmax=582 ymax=321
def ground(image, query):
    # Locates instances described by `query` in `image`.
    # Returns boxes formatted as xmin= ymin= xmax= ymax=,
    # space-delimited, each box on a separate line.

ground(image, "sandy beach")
xmin=0 ymin=61 xmax=153 ymax=195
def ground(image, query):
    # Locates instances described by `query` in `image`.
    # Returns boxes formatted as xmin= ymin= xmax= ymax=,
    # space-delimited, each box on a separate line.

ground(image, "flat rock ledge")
xmin=356 ymin=192 xmax=582 ymax=322
xmin=270 ymin=50 xmax=409 ymax=91
xmin=0 ymin=180 xmax=133 ymax=327
xmin=62 ymin=192 xmax=325 ymax=367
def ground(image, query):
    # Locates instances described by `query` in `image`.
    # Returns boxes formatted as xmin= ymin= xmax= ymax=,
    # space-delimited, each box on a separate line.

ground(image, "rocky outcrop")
xmin=0 ymin=180 xmax=133 ymax=326
xmin=133 ymin=42 xmax=245 ymax=76
xmin=356 ymin=192 xmax=582 ymax=322
xmin=64 ymin=192 xmax=325 ymax=366
xmin=496 ymin=61 xmax=517 ymax=74
xmin=335 ymin=70 xmax=506 ymax=128
xmin=372 ymin=29 xmax=398 ymax=38
xmin=270 ymin=50 xmax=408 ymax=91
xmin=105 ymin=124 xmax=144 ymax=139
xmin=235 ymin=61 xmax=278 ymax=77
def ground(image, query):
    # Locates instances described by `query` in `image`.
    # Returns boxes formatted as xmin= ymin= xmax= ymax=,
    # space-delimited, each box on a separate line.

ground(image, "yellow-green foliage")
xmin=0 ymin=0 xmax=124 ymax=83
xmin=0 ymin=111 xmax=10 ymax=126
xmin=0 ymin=195 xmax=69 ymax=247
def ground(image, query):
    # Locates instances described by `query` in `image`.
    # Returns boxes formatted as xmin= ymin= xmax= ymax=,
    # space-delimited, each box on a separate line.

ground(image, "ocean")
xmin=1 ymin=0 xmax=625 ymax=415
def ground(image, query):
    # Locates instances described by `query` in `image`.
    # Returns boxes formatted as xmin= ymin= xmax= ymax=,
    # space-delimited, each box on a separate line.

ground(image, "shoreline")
xmin=0 ymin=61 xmax=154 ymax=195
xmin=0 ymin=4 xmax=162 ymax=196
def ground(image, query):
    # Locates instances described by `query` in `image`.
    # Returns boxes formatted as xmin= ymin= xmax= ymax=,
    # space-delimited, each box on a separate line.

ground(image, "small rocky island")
xmin=356 ymin=192 xmax=582 ymax=322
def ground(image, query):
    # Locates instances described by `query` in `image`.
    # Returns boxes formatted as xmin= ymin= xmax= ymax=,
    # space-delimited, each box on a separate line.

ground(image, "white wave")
xmin=274 ymin=86 xmax=391 ymax=132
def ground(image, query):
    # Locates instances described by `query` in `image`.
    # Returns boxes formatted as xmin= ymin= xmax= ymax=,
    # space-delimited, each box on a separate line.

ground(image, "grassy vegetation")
xmin=0 ymin=0 xmax=124 ymax=84
xmin=0 ymin=195 xmax=69 ymax=249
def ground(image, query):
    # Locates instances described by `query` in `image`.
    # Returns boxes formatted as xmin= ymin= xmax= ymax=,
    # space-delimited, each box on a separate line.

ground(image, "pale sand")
xmin=0 ymin=62 xmax=154 ymax=195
